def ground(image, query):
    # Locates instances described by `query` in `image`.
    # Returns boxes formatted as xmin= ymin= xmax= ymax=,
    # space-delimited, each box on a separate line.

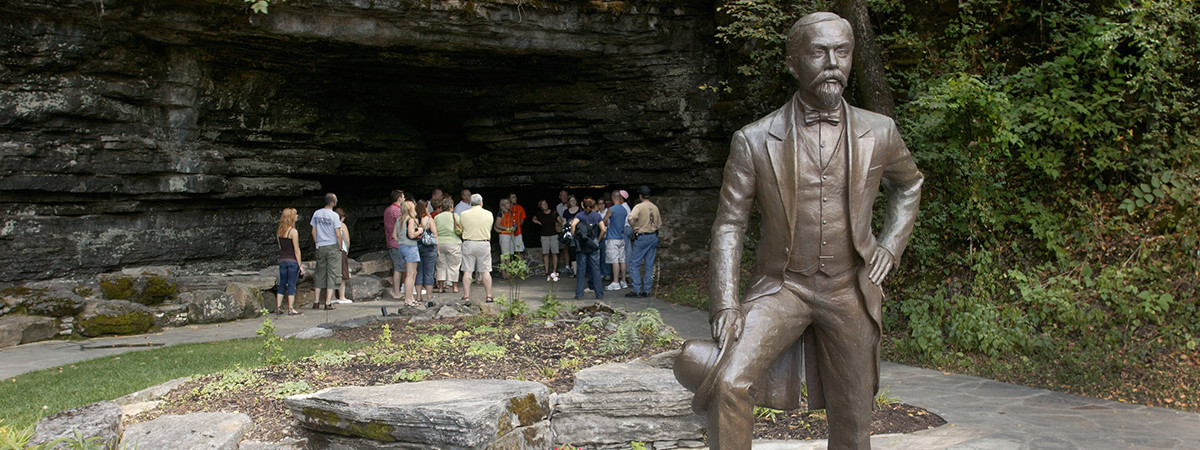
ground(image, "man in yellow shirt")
xmin=459 ymin=193 xmax=495 ymax=301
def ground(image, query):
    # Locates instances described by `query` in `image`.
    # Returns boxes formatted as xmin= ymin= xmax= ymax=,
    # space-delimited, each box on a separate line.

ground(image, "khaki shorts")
xmin=499 ymin=234 xmax=525 ymax=255
xmin=540 ymin=235 xmax=560 ymax=254
xmin=461 ymin=241 xmax=492 ymax=274
xmin=315 ymin=244 xmax=343 ymax=289
xmin=605 ymin=239 xmax=626 ymax=262
xmin=436 ymin=243 xmax=462 ymax=282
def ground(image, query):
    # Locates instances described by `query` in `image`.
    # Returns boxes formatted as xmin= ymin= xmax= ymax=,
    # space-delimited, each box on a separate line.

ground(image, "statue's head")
xmin=786 ymin=12 xmax=854 ymax=110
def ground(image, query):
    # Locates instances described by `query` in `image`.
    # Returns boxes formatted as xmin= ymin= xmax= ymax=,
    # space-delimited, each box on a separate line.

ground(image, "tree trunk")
xmin=834 ymin=0 xmax=897 ymax=118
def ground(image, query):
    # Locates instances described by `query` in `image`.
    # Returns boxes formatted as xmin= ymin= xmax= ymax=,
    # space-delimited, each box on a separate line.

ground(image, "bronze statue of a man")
xmin=674 ymin=11 xmax=923 ymax=450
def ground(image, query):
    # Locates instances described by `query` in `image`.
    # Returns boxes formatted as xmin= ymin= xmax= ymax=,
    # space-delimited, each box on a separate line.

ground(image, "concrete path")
xmin=3 ymin=274 xmax=1199 ymax=449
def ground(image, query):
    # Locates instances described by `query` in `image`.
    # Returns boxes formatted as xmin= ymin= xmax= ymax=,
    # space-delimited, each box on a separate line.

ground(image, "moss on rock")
xmin=99 ymin=276 xmax=136 ymax=300
xmin=79 ymin=310 xmax=153 ymax=336
xmin=139 ymin=275 xmax=178 ymax=305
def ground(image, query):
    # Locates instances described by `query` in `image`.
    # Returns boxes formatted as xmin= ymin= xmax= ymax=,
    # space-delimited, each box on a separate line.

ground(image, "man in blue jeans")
xmin=626 ymin=185 xmax=661 ymax=298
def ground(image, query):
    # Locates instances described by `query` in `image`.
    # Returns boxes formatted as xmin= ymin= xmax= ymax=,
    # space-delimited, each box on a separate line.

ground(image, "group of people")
xmin=538 ymin=186 xmax=662 ymax=300
xmin=273 ymin=193 xmax=354 ymax=315
xmin=270 ymin=185 xmax=662 ymax=313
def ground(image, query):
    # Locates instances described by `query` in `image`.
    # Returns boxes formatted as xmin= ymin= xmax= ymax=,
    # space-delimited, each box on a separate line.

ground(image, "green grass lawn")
xmin=0 ymin=336 xmax=361 ymax=430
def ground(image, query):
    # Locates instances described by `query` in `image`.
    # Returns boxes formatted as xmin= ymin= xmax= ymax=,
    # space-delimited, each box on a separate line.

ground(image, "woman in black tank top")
xmin=275 ymin=208 xmax=305 ymax=315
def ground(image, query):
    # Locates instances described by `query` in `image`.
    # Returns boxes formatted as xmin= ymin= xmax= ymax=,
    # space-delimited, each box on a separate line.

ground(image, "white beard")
xmin=813 ymin=82 xmax=844 ymax=110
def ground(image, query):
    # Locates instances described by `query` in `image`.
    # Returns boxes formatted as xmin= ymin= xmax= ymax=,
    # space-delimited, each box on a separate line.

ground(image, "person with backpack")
xmin=570 ymin=197 xmax=607 ymax=300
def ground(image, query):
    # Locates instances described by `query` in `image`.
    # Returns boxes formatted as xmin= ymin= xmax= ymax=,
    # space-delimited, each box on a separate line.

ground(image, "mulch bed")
xmin=131 ymin=314 xmax=944 ymax=443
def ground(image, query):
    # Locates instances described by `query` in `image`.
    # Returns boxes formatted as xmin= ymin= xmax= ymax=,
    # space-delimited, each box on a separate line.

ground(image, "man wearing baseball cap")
xmin=626 ymin=185 xmax=661 ymax=297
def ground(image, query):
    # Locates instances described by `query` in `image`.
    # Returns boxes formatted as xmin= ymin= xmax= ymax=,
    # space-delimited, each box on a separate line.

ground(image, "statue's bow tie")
xmin=803 ymin=110 xmax=840 ymax=126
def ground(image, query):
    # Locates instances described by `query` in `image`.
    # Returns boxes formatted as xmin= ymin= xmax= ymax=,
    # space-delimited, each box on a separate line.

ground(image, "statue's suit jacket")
xmin=704 ymin=96 xmax=922 ymax=410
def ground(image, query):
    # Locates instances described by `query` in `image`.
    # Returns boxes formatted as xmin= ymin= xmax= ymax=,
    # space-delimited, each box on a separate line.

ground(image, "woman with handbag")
xmin=433 ymin=198 xmax=463 ymax=294
xmin=392 ymin=200 xmax=422 ymax=307
xmin=334 ymin=208 xmax=353 ymax=304
xmin=415 ymin=199 xmax=438 ymax=303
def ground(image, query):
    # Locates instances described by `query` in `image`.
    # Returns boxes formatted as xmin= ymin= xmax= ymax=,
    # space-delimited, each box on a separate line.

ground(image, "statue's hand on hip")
xmin=712 ymin=308 xmax=744 ymax=348
xmin=869 ymin=246 xmax=895 ymax=285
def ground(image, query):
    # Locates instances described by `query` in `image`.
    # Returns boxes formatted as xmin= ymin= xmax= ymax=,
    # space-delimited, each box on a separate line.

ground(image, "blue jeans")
xmin=416 ymin=244 xmax=438 ymax=286
xmin=575 ymin=250 xmax=603 ymax=299
xmin=628 ymin=233 xmax=658 ymax=294
xmin=277 ymin=261 xmax=299 ymax=295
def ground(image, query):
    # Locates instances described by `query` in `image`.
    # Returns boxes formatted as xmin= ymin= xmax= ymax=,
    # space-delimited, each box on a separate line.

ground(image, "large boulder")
xmin=356 ymin=251 xmax=393 ymax=276
xmin=550 ymin=362 xmax=706 ymax=448
xmin=181 ymin=290 xmax=242 ymax=324
xmin=77 ymin=300 xmax=154 ymax=337
xmin=121 ymin=412 xmax=253 ymax=450
xmin=148 ymin=303 xmax=189 ymax=328
xmin=97 ymin=269 xmax=178 ymax=306
xmin=1 ymin=284 xmax=87 ymax=317
xmin=0 ymin=314 xmax=59 ymax=348
xmin=347 ymin=274 xmax=385 ymax=301
xmin=286 ymin=379 xmax=550 ymax=449
xmin=226 ymin=282 xmax=265 ymax=319
xmin=29 ymin=401 xmax=123 ymax=450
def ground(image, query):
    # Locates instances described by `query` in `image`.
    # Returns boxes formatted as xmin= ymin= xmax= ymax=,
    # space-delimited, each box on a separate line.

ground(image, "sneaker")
xmin=625 ymin=292 xmax=641 ymax=298
xmin=640 ymin=292 xmax=650 ymax=298
xmin=620 ymin=281 xmax=629 ymax=289
xmin=605 ymin=282 xmax=621 ymax=291
xmin=333 ymin=299 xmax=353 ymax=304
xmin=585 ymin=287 xmax=593 ymax=293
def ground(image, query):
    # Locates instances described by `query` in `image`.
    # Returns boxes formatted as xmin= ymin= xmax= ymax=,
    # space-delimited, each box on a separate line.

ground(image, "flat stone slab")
xmin=29 ymin=401 xmax=122 ymax=449
xmin=121 ymin=412 xmax=253 ymax=450
xmin=289 ymin=327 xmax=333 ymax=340
xmin=285 ymin=379 xmax=549 ymax=449
xmin=551 ymin=361 xmax=705 ymax=447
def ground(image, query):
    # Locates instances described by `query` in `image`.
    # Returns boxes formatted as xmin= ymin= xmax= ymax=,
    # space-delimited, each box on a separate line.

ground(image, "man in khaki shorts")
xmin=459 ymin=193 xmax=495 ymax=301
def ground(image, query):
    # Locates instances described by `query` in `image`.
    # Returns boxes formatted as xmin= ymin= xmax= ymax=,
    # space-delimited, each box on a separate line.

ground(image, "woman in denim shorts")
xmin=275 ymin=208 xmax=305 ymax=315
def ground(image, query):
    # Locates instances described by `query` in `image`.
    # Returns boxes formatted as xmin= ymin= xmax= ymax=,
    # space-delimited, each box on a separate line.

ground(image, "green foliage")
xmin=874 ymin=386 xmax=900 ymax=409
xmin=466 ymin=341 xmax=507 ymax=358
xmin=712 ymin=0 xmax=823 ymax=114
xmin=662 ymin=282 xmax=709 ymax=310
xmin=532 ymin=294 xmax=567 ymax=318
xmin=0 ymin=419 xmax=33 ymax=450
xmin=753 ymin=406 xmax=784 ymax=422
xmin=498 ymin=254 xmax=532 ymax=301
xmin=266 ymin=380 xmax=313 ymax=399
xmin=256 ymin=310 xmax=285 ymax=365
xmin=196 ymin=367 xmax=264 ymax=398
xmin=599 ymin=309 xmax=679 ymax=355
xmin=306 ymin=350 xmax=357 ymax=366
xmin=393 ymin=368 xmax=433 ymax=382
xmin=630 ymin=442 xmax=647 ymax=450
xmin=495 ymin=296 xmax=529 ymax=320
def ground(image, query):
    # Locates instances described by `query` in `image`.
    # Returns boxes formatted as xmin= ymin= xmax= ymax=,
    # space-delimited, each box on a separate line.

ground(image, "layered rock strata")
xmin=0 ymin=0 xmax=724 ymax=282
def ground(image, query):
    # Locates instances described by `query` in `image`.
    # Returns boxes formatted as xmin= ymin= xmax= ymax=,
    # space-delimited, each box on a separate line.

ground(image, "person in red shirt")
xmin=508 ymin=192 xmax=527 ymax=262
xmin=383 ymin=189 xmax=405 ymax=299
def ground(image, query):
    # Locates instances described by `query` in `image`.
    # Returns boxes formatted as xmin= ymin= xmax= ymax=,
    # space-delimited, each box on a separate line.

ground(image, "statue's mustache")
xmin=810 ymin=72 xmax=847 ymax=89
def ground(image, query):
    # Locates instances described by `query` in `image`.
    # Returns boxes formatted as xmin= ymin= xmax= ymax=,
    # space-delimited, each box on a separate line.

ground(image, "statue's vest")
xmin=787 ymin=125 xmax=856 ymax=276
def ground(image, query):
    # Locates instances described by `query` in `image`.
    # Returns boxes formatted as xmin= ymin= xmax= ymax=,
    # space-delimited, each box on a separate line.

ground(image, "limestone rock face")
xmin=347 ymin=274 xmax=385 ymax=301
xmin=286 ymin=379 xmax=550 ymax=449
xmin=120 ymin=412 xmax=253 ymax=450
xmin=551 ymin=362 xmax=706 ymax=448
xmin=0 ymin=315 xmax=59 ymax=348
xmin=0 ymin=0 xmax=722 ymax=283
xmin=181 ymin=290 xmax=242 ymax=324
xmin=77 ymin=300 xmax=154 ymax=337
xmin=29 ymin=401 xmax=123 ymax=450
